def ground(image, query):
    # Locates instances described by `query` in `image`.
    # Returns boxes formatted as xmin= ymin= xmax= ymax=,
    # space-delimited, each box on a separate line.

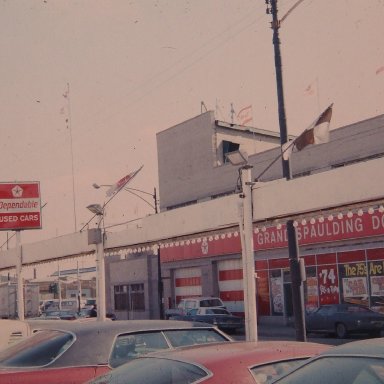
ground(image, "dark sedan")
xmin=0 ymin=319 xmax=232 ymax=384
xmin=171 ymin=307 xmax=244 ymax=333
xmin=273 ymin=337 xmax=384 ymax=384
xmin=306 ymin=304 xmax=384 ymax=338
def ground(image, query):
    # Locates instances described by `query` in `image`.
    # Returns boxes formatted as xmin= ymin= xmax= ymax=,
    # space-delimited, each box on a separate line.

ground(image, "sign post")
xmin=0 ymin=182 xmax=41 ymax=320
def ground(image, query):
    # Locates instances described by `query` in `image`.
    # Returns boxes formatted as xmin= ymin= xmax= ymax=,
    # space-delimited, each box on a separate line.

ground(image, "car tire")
xmin=335 ymin=322 xmax=347 ymax=338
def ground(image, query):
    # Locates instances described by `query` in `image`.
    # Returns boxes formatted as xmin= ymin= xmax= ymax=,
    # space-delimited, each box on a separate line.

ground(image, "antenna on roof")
xmin=201 ymin=101 xmax=207 ymax=113
xmin=230 ymin=103 xmax=235 ymax=125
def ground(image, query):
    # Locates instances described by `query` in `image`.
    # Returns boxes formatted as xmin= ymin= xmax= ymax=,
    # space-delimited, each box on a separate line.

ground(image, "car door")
xmin=308 ymin=306 xmax=333 ymax=332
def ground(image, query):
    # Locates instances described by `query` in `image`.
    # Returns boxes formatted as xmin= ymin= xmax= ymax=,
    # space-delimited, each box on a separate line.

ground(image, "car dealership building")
xmin=152 ymin=111 xmax=384 ymax=321
xmin=1 ymin=110 xmax=384 ymax=323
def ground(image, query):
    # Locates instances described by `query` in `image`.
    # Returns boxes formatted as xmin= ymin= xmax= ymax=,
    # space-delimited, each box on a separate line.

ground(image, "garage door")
xmin=218 ymin=259 xmax=244 ymax=316
xmin=174 ymin=267 xmax=202 ymax=303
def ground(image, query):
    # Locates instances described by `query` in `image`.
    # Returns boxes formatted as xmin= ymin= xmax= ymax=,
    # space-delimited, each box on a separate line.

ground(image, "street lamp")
xmin=87 ymin=203 xmax=106 ymax=321
xmin=226 ymin=150 xmax=257 ymax=342
xmin=91 ymin=183 xmax=164 ymax=319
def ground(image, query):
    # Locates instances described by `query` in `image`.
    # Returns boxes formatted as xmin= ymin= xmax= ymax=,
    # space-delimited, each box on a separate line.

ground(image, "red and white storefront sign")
xmin=0 ymin=182 xmax=42 ymax=230
xmin=174 ymin=267 xmax=202 ymax=303
xmin=160 ymin=210 xmax=384 ymax=262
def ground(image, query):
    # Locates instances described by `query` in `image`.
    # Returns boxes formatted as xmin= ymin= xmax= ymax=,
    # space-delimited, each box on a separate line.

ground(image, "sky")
xmin=1 ymin=0 xmax=384 ymax=252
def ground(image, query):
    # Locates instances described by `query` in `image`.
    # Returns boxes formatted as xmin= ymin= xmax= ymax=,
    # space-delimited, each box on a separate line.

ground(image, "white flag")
xmin=106 ymin=165 xmax=144 ymax=197
xmin=283 ymin=104 xmax=333 ymax=160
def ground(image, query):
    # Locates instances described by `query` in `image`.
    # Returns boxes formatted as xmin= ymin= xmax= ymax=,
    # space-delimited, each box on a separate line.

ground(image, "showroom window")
xmin=114 ymin=283 xmax=145 ymax=311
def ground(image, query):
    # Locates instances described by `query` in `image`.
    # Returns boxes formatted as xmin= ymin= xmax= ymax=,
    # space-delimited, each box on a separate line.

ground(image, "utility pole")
xmin=154 ymin=187 xmax=164 ymax=319
xmin=267 ymin=0 xmax=306 ymax=341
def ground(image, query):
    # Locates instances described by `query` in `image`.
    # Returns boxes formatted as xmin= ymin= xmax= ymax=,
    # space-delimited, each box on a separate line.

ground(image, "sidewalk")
xmin=257 ymin=321 xmax=295 ymax=339
xmin=235 ymin=317 xmax=297 ymax=340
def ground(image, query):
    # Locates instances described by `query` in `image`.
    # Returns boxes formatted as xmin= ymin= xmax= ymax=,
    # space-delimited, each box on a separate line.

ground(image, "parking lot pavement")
xmin=233 ymin=323 xmax=374 ymax=346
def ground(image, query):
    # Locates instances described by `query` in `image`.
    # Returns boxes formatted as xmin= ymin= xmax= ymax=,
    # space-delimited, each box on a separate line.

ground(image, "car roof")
xmin=10 ymin=319 xmax=231 ymax=368
xmin=142 ymin=340 xmax=330 ymax=367
xmin=26 ymin=319 xmax=221 ymax=333
xmin=180 ymin=297 xmax=222 ymax=301
xmin=317 ymin=336 xmax=384 ymax=357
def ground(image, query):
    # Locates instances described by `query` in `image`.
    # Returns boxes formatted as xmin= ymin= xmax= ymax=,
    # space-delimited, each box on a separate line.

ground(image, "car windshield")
xmin=164 ymin=328 xmax=229 ymax=347
xmin=251 ymin=358 xmax=308 ymax=384
xmin=109 ymin=328 xmax=229 ymax=368
xmin=274 ymin=356 xmax=384 ymax=384
xmin=0 ymin=329 xmax=74 ymax=367
xmin=92 ymin=357 xmax=208 ymax=384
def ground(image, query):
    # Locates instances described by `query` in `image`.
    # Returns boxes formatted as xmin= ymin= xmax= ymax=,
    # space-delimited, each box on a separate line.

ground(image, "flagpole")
xmin=255 ymin=139 xmax=295 ymax=181
xmin=64 ymin=82 xmax=77 ymax=232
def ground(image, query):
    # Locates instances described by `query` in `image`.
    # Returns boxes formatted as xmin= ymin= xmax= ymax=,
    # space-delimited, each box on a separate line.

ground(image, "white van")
xmin=165 ymin=297 xmax=225 ymax=318
xmin=44 ymin=299 xmax=79 ymax=313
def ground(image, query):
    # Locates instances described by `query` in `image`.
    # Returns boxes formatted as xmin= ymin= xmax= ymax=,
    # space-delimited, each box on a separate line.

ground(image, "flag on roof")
xmin=376 ymin=66 xmax=384 ymax=75
xmin=282 ymin=104 xmax=333 ymax=160
xmin=304 ymin=82 xmax=315 ymax=96
xmin=106 ymin=165 xmax=144 ymax=197
xmin=237 ymin=105 xmax=253 ymax=126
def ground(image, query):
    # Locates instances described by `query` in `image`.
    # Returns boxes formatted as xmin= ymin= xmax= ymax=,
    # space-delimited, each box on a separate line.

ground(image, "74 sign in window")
xmin=318 ymin=265 xmax=339 ymax=304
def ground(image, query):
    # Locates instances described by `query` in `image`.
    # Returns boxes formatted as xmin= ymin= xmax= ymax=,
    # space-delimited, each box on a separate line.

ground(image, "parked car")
xmin=272 ymin=336 xmax=384 ymax=384
xmin=78 ymin=308 xmax=116 ymax=320
xmin=171 ymin=307 xmax=244 ymax=333
xmin=38 ymin=310 xmax=80 ymax=320
xmin=82 ymin=298 xmax=97 ymax=309
xmin=305 ymin=304 xmax=384 ymax=338
xmin=87 ymin=340 xmax=331 ymax=384
xmin=0 ymin=319 xmax=233 ymax=384
xmin=165 ymin=297 xmax=225 ymax=319
xmin=43 ymin=299 xmax=79 ymax=313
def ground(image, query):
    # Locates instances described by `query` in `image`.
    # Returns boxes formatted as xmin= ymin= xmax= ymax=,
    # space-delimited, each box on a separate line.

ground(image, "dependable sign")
xmin=0 ymin=182 xmax=42 ymax=230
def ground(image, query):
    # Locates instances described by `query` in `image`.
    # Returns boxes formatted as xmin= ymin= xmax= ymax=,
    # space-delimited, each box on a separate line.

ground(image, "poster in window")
xmin=256 ymin=270 xmax=270 ymax=316
xmin=342 ymin=277 xmax=368 ymax=301
xmin=306 ymin=276 xmax=319 ymax=312
xmin=318 ymin=265 xmax=339 ymax=305
xmin=369 ymin=260 xmax=384 ymax=313
xmin=270 ymin=277 xmax=284 ymax=314
xmin=339 ymin=262 xmax=368 ymax=307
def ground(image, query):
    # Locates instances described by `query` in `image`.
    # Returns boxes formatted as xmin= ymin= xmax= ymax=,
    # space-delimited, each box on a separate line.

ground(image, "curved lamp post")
xmin=91 ymin=183 xmax=164 ymax=319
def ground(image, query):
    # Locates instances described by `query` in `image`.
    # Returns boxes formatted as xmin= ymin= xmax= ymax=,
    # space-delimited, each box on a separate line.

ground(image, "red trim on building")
xmin=268 ymin=258 xmax=290 ymax=269
xmin=316 ymin=253 xmax=337 ymax=265
xmin=367 ymin=248 xmax=384 ymax=260
xmin=219 ymin=269 xmax=243 ymax=281
xmin=255 ymin=259 xmax=268 ymax=269
xmin=337 ymin=250 xmax=365 ymax=263
xmin=303 ymin=255 xmax=316 ymax=266
xmin=220 ymin=290 xmax=244 ymax=301
xmin=175 ymin=277 xmax=201 ymax=287
xmin=160 ymin=211 xmax=384 ymax=263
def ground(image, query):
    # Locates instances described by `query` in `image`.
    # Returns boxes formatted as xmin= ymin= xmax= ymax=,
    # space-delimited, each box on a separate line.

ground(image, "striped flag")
xmin=282 ymin=104 xmax=333 ymax=160
xmin=237 ymin=105 xmax=253 ymax=126
xmin=376 ymin=66 xmax=384 ymax=75
xmin=106 ymin=165 xmax=144 ymax=197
